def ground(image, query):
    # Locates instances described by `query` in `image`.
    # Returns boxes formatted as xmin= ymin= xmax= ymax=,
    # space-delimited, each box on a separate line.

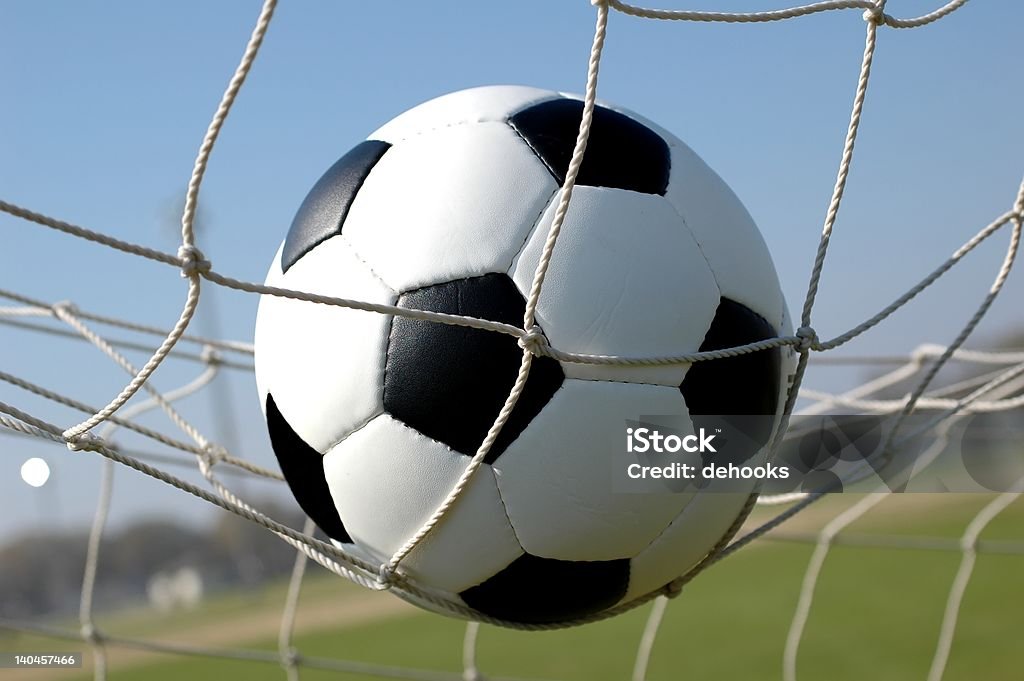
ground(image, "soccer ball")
xmin=254 ymin=85 xmax=795 ymax=624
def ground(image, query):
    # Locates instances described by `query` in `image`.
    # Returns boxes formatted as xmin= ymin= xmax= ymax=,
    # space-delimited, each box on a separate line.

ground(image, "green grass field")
xmin=5 ymin=494 xmax=1022 ymax=680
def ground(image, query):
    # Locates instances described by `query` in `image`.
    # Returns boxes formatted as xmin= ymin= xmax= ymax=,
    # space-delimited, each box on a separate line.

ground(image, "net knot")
xmin=198 ymin=443 xmax=226 ymax=475
xmin=518 ymin=326 xmax=549 ymax=356
xmin=280 ymin=647 xmax=301 ymax=669
xmin=51 ymin=300 xmax=79 ymax=317
xmin=663 ymin=579 xmax=685 ymax=599
xmin=80 ymin=623 xmax=102 ymax=644
xmin=65 ymin=431 xmax=103 ymax=452
xmin=795 ymin=326 xmax=819 ymax=352
xmin=376 ymin=563 xmax=395 ymax=589
xmin=862 ymin=2 xmax=886 ymax=24
xmin=201 ymin=345 xmax=223 ymax=366
xmin=177 ymin=244 xmax=211 ymax=278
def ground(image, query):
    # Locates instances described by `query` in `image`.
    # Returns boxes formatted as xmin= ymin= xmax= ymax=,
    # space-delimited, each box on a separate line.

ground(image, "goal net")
xmin=1 ymin=1 xmax=1022 ymax=679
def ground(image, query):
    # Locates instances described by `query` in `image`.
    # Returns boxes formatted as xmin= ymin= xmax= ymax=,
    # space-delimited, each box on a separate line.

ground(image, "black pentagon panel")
xmin=265 ymin=394 xmax=352 ymax=543
xmin=680 ymin=298 xmax=781 ymax=454
xmin=508 ymin=98 xmax=670 ymax=195
xmin=460 ymin=554 xmax=630 ymax=624
xmin=281 ymin=140 xmax=391 ymax=273
xmin=384 ymin=273 xmax=564 ymax=464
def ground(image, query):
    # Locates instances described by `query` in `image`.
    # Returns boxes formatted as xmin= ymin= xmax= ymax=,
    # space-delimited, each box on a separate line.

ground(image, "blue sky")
xmin=1 ymin=1 xmax=1022 ymax=541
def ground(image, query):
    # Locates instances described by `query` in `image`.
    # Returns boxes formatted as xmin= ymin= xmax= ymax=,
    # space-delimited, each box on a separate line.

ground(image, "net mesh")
xmin=1 ymin=0 xmax=1023 ymax=679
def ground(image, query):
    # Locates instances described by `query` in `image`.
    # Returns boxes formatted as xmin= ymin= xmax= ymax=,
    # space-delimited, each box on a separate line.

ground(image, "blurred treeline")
xmin=0 ymin=500 xmax=308 ymax=620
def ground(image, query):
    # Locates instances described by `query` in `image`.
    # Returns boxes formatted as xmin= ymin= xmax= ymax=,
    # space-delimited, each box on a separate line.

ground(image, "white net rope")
xmin=1 ymin=0 xmax=1023 ymax=679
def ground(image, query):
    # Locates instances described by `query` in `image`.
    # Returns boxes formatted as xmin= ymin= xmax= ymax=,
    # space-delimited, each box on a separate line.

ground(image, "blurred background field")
xmin=3 ymin=493 xmax=1021 ymax=681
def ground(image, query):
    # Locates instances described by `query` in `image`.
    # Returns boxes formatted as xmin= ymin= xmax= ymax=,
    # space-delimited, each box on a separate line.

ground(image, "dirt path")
xmin=5 ymin=586 xmax=417 ymax=681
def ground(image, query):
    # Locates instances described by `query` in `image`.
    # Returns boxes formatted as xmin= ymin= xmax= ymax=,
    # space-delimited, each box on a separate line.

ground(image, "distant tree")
xmin=0 ymin=498 xmax=311 ymax=619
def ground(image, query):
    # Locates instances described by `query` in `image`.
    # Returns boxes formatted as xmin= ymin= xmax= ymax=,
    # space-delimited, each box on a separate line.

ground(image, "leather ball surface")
xmin=254 ymin=85 xmax=796 ymax=624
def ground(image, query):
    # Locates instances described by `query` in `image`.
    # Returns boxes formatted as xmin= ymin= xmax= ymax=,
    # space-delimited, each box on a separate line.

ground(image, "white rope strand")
xmin=632 ymin=596 xmax=669 ymax=681
xmin=782 ymin=493 xmax=889 ymax=681
xmin=606 ymin=0 xmax=875 ymax=23
xmin=462 ymin=622 xmax=482 ymax=681
xmin=178 ymin=0 xmax=278 ymax=249
xmin=799 ymin=0 xmax=883 ymax=328
xmin=278 ymin=517 xmax=317 ymax=681
xmin=605 ymin=0 xmax=971 ymax=28
xmin=926 ymin=481 xmax=1024 ymax=681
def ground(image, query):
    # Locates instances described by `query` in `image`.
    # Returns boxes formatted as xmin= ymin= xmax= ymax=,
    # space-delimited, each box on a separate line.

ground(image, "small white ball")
xmin=20 ymin=457 xmax=50 ymax=488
